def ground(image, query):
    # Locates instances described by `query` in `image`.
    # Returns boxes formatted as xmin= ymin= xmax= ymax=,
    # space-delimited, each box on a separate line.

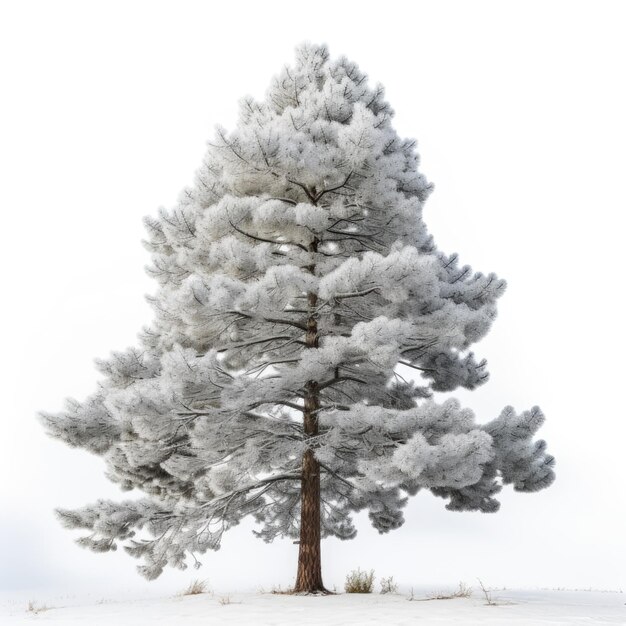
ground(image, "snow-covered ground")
xmin=1 ymin=588 xmax=624 ymax=625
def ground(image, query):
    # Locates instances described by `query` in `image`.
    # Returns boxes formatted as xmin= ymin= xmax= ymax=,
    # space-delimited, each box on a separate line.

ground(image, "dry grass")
xmin=218 ymin=594 xmax=242 ymax=605
xmin=380 ymin=576 xmax=398 ymax=594
xmin=426 ymin=581 xmax=473 ymax=600
xmin=26 ymin=600 xmax=51 ymax=614
xmin=345 ymin=568 xmax=375 ymax=593
xmin=270 ymin=585 xmax=296 ymax=595
xmin=179 ymin=579 xmax=210 ymax=596
xmin=408 ymin=581 xmax=473 ymax=602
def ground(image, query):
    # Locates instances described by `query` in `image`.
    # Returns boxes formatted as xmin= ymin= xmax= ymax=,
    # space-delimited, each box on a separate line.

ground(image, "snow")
xmin=2 ymin=588 xmax=623 ymax=625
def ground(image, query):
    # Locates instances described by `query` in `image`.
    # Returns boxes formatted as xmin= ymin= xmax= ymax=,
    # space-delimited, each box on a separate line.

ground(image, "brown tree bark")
xmin=293 ymin=239 xmax=328 ymax=594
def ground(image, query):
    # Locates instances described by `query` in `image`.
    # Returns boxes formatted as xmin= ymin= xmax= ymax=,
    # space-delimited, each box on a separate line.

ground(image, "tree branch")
xmin=198 ymin=472 xmax=302 ymax=509
xmin=229 ymin=219 xmax=308 ymax=251
xmin=315 ymin=171 xmax=354 ymax=202
xmin=317 ymin=375 xmax=368 ymax=391
xmin=225 ymin=310 xmax=308 ymax=332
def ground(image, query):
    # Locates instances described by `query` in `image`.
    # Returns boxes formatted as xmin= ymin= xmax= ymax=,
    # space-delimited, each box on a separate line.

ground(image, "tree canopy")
xmin=41 ymin=44 xmax=555 ymax=584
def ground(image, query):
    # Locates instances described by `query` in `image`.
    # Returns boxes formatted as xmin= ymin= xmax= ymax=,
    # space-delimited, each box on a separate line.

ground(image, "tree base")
xmin=291 ymin=588 xmax=334 ymax=596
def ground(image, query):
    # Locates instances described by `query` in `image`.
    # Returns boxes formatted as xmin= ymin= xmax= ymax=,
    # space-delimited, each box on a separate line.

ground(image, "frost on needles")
xmin=40 ymin=44 xmax=555 ymax=587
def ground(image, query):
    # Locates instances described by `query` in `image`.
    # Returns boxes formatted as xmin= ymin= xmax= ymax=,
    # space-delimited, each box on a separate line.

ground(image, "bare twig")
xmin=478 ymin=579 xmax=496 ymax=606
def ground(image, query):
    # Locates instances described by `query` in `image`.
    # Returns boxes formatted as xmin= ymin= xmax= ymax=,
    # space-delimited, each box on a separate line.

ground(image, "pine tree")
xmin=40 ymin=44 xmax=555 ymax=594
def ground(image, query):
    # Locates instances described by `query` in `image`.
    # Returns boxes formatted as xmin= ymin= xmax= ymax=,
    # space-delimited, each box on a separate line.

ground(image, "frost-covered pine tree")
xmin=41 ymin=44 xmax=555 ymax=594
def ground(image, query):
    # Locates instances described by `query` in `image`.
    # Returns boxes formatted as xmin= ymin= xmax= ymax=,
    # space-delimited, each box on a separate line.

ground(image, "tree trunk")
xmin=294 ymin=446 xmax=325 ymax=592
xmin=294 ymin=239 xmax=327 ymax=594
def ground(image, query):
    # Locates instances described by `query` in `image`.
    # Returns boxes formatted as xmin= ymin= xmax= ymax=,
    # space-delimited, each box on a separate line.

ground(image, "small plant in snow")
xmin=456 ymin=581 xmax=472 ymax=598
xmin=478 ymin=579 xmax=497 ymax=605
xmin=426 ymin=581 xmax=472 ymax=600
xmin=26 ymin=601 xmax=50 ymax=614
xmin=380 ymin=576 xmax=398 ymax=594
xmin=345 ymin=568 xmax=375 ymax=593
xmin=218 ymin=595 xmax=241 ymax=605
xmin=179 ymin=579 xmax=210 ymax=596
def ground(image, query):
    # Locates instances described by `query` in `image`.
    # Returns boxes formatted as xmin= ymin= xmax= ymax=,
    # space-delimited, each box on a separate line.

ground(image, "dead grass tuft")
xmin=270 ymin=585 xmax=296 ymax=595
xmin=218 ymin=594 xmax=242 ymax=605
xmin=26 ymin=600 xmax=51 ymax=614
xmin=426 ymin=581 xmax=473 ymax=600
xmin=345 ymin=568 xmax=375 ymax=593
xmin=179 ymin=579 xmax=210 ymax=596
xmin=408 ymin=581 xmax=473 ymax=602
xmin=380 ymin=576 xmax=398 ymax=594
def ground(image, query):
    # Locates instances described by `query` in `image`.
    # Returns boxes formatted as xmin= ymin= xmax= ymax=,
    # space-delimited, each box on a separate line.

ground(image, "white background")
xmin=1 ymin=0 xmax=624 ymax=598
